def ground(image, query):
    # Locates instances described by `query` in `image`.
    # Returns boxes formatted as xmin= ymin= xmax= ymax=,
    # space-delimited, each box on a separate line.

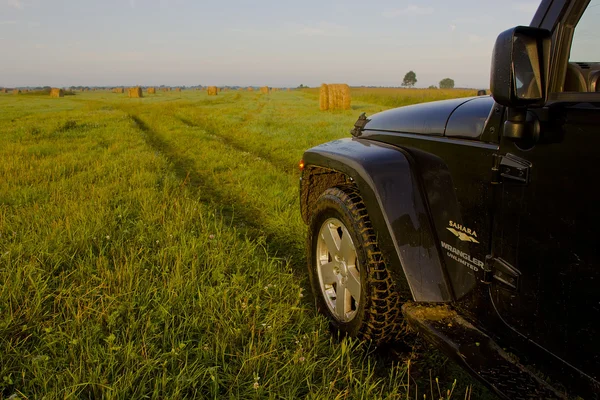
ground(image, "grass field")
xmin=0 ymin=88 xmax=493 ymax=399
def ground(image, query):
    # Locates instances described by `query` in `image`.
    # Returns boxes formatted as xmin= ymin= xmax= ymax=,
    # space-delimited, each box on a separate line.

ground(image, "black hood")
xmin=362 ymin=96 xmax=492 ymax=136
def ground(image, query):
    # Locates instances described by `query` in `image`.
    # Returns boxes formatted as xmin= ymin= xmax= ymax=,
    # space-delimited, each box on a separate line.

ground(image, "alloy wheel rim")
xmin=316 ymin=217 xmax=361 ymax=322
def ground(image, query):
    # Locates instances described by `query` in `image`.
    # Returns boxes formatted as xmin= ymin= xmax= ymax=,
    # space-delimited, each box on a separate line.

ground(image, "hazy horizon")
xmin=1 ymin=0 xmax=541 ymax=88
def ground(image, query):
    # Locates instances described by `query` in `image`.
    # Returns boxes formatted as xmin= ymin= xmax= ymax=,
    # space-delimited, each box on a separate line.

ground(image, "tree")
xmin=402 ymin=71 xmax=417 ymax=87
xmin=439 ymin=78 xmax=455 ymax=89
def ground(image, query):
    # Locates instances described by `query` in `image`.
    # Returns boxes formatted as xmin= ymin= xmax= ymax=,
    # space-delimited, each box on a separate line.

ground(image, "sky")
xmin=0 ymin=0 xmax=541 ymax=88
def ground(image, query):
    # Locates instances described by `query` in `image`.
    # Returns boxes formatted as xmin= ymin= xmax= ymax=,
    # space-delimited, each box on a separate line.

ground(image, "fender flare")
xmin=301 ymin=138 xmax=453 ymax=302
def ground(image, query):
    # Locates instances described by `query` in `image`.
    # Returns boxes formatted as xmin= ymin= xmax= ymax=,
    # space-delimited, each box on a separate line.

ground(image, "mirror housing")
xmin=490 ymin=26 xmax=551 ymax=108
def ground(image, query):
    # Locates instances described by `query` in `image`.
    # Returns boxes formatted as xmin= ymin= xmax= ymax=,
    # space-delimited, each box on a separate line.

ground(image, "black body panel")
xmin=302 ymin=138 xmax=452 ymax=302
xmin=363 ymin=97 xmax=475 ymax=135
xmin=491 ymin=104 xmax=600 ymax=393
xmin=445 ymin=96 xmax=495 ymax=139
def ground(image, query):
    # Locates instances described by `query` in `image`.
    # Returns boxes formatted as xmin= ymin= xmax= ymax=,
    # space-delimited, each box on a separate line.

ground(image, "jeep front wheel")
xmin=307 ymin=187 xmax=406 ymax=345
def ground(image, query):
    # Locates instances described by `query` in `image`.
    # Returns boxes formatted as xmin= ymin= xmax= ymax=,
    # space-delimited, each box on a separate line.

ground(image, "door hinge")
xmin=484 ymin=256 xmax=521 ymax=291
xmin=491 ymin=153 xmax=532 ymax=185
xmin=350 ymin=113 xmax=370 ymax=137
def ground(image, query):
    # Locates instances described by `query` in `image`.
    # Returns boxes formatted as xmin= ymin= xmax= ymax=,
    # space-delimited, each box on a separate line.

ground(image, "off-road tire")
xmin=307 ymin=186 xmax=407 ymax=345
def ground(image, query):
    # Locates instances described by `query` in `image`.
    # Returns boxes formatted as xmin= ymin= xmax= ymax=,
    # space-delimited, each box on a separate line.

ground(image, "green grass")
xmin=0 ymin=90 xmax=493 ymax=399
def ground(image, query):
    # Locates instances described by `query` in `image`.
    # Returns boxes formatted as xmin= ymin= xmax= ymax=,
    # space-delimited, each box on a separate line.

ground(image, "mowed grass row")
xmin=0 ymin=90 xmax=490 ymax=399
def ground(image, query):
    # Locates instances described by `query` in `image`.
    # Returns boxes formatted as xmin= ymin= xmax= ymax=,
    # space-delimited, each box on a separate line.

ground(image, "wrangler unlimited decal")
xmin=440 ymin=241 xmax=483 ymax=272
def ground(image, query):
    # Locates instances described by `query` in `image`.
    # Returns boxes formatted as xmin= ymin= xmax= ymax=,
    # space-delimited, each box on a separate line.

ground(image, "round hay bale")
xmin=320 ymin=83 xmax=351 ymax=111
xmin=340 ymin=84 xmax=351 ymax=110
xmin=260 ymin=86 xmax=269 ymax=94
xmin=207 ymin=86 xmax=218 ymax=96
xmin=176 ymin=87 xmax=182 ymax=92
xmin=147 ymin=87 xmax=156 ymax=94
xmin=477 ymin=89 xmax=487 ymax=96
xmin=328 ymin=84 xmax=339 ymax=110
xmin=319 ymin=84 xmax=329 ymax=111
xmin=12 ymin=89 xmax=21 ymax=95
xmin=50 ymin=88 xmax=64 ymax=98
xmin=128 ymin=87 xmax=143 ymax=98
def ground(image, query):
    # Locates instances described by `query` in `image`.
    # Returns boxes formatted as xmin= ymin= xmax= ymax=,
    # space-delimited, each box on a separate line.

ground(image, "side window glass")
xmin=565 ymin=1 xmax=600 ymax=92
xmin=569 ymin=1 xmax=599 ymax=62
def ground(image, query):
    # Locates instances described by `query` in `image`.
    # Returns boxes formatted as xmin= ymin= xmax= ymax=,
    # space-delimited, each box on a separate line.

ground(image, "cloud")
xmin=382 ymin=5 xmax=434 ymax=18
xmin=512 ymin=2 xmax=539 ymax=14
xmin=289 ymin=22 xmax=350 ymax=37
xmin=7 ymin=0 xmax=23 ymax=9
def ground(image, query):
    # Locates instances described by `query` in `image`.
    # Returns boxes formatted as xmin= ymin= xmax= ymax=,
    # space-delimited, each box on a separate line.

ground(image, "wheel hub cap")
xmin=316 ymin=218 xmax=361 ymax=322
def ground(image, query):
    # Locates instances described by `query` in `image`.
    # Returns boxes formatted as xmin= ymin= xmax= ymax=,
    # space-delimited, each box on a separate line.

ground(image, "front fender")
xmin=302 ymin=138 xmax=452 ymax=302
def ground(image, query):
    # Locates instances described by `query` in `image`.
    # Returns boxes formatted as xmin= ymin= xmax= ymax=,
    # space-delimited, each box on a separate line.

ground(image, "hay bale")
xmin=113 ymin=87 xmax=124 ymax=94
xmin=247 ymin=87 xmax=254 ymax=92
xmin=328 ymin=84 xmax=338 ymax=110
xmin=176 ymin=87 xmax=182 ymax=92
xmin=207 ymin=86 xmax=218 ymax=96
xmin=260 ymin=86 xmax=269 ymax=94
xmin=340 ymin=84 xmax=351 ymax=110
xmin=1 ymin=88 xmax=7 ymax=93
xmin=147 ymin=87 xmax=156 ymax=94
xmin=319 ymin=83 xmax=351 ymax=111
xmin=50 ymin=88 xmax=64 ymax=98
xmin=12 ymin=89 xmax=20 ymax=95
xmin=319 ymin=84 xmax=329 ymax=111
xmin=128 ymin=87 xmax=143 ymax=98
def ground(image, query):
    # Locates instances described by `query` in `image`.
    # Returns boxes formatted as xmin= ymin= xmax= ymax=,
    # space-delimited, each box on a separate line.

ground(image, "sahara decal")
xmin=440 ymin=241 xmax=483 ymax=272
xmin=447 ymin=220 xmax=479 ymax=243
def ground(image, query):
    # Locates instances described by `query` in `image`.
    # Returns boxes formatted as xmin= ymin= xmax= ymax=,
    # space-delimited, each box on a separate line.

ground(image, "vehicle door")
xmin=491 ymin=0 xmax=599 ymax=386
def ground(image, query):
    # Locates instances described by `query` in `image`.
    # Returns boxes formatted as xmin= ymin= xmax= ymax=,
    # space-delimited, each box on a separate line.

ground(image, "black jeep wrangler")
xmin=299 ymin=0 xmax=599 ymax=398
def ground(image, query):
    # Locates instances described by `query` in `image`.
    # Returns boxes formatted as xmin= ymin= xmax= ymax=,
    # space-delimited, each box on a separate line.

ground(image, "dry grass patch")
xmin=207 ymin=86 xmax=218 ymax=96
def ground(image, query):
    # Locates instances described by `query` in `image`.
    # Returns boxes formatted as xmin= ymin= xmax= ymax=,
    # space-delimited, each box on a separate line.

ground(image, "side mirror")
xmin=490 ymin=26 xmax=551 ymax=108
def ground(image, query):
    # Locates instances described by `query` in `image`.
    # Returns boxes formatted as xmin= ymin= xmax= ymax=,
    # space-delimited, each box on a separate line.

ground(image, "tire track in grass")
xmin=168 ymin=97 xmax=296 ymax=174
xmin=172 ymin=114 xmax=294 ymax=174
xmin=128 ymin=113 xmax=305 ymax=266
